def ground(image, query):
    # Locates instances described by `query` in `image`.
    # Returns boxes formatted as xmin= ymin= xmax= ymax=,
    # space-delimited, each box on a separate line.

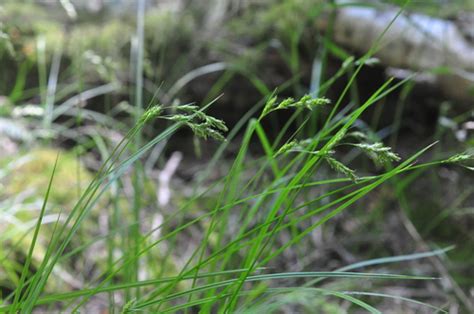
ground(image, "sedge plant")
xmin=2 ymin=0 xmax=473 ymax=312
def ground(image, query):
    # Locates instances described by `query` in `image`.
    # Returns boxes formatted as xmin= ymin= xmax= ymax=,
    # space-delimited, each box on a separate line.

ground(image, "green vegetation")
xmin=0 ymin=0 xmax=472 ymax=313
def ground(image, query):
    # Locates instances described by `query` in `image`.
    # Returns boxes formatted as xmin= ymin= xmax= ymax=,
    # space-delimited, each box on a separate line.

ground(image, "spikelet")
xmin=139 ymin=105 xmax=162 ymax=124
xmin=165 ymin=105 xmax=228 ymax=141
xmin=276 ymin=140 xmax=299 ymax=156
xmin=444 ymin=152 xmax=474 ymax=164
xmin=324 ymin=156 xmax=358 ymax=182
xmin=261 ymin=94 xmax=330 ymax=117
xmin=355 ymin=142 xmax=401 ymax=165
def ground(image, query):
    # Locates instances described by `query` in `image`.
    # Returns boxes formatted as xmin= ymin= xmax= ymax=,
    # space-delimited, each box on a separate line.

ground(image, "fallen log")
xmin=318 ymin=4 xmax=474 ymax=104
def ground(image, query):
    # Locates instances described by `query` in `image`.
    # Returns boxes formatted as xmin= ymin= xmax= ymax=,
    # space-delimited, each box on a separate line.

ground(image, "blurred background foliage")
xmin=0 ymin=0 xmax=473 ymax=312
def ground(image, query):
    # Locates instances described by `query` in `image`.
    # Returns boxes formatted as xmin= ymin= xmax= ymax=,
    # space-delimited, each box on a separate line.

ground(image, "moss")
xmin=64 ymin=7 xmax=197 ymax=84
xmin=3 ymin=148 xmax=93 ymax=207
xmin=0 ymin=148 xmax=95 ymax=292
xmin=0 ymin=2 xmax=64 ymax=60
xmin=143 ymin=8 xmax=196 ymax=81
xmin=0 ymin=96 xmax=12 ymax=116
xmin=228 ymin=0 xmax=321 ymax=44
xmin=0 ymin=2 xmax=199 ymax=97
xmin=67 ymin=20 xmax=133 ymax=59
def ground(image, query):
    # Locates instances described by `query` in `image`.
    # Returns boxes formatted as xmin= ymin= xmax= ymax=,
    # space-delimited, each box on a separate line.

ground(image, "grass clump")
xmin=3 ymin=91 xmax=449 ymax=313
